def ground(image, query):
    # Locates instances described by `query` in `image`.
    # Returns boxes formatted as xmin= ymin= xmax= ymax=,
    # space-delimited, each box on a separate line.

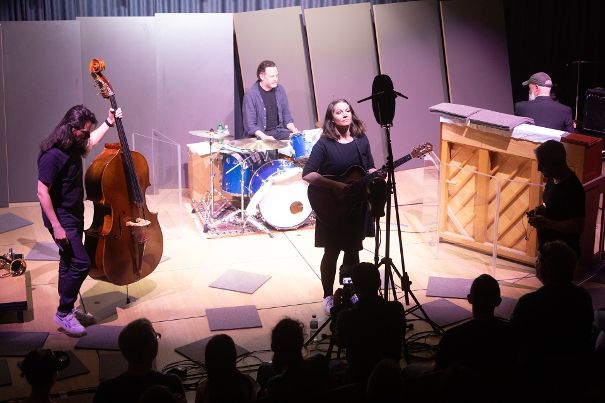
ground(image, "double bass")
xmin=84 ymin=58 xmax=163 ymax=286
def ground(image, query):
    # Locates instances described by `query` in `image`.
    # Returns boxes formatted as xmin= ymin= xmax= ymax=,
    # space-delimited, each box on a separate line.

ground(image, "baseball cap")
xmin=522 ymin=72 xmax=553 ymax=87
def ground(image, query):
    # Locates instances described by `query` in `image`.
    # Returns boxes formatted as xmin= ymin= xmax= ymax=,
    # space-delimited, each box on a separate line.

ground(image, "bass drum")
xmin=248 ymin=160 xmax=312 ymax=230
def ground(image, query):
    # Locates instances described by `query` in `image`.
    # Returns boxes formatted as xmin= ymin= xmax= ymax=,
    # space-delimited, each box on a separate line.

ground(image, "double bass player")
xmin=37 ymin=105 xmax=122 ymax=336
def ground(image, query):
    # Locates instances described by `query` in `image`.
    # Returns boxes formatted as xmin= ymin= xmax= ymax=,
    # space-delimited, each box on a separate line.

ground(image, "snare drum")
xmin=247 ymin=159 xmax=312 ymax=230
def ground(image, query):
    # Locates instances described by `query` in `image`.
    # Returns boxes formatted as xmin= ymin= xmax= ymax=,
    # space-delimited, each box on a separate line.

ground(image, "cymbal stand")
xmin=192 ymin=137 xmax=228 ymax=226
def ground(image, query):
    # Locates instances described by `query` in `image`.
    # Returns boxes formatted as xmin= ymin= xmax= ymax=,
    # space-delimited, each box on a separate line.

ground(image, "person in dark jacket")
xmin=514 ymin=71 xmax=573 ymax=132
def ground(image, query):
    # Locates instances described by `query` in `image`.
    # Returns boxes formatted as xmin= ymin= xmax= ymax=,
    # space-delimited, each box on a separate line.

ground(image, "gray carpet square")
xmin=426 ymin=276 xmax=473 ymax=299
xmin=56 ymin=350 xmax=89 ymax=381
xmin=0 ymin=332 xmax=48 ymax=356
xmin=206 ymin=305 xmax=262 ymax=331
xmin=0 ymin=359 xmax=10 ymax=386
xmin=413 ymin=299 xmax=472 ymax=327
xmin=175 ymin=336 xmax=249 ymax=364
xmin=26 ymin=241 xmax=59 ymax=261
xmin=209 ymin=270 xmax=271 ymax=294
xmin=0 ymin=213 xmax=32 ymax=234
xmin=75 ymin=325 xmax=124 ymax=350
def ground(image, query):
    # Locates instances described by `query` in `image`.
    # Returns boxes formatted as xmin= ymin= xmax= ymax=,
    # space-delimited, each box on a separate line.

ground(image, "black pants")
xmin=49 ymin=227 xmax=90 ymax=314
xmin=320 ymin=247 xmax=360 ymax=298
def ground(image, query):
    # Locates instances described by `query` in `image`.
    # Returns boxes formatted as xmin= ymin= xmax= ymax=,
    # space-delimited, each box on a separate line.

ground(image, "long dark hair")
xmin=40 ymin=105 xmax=97 ymax=155
xmin=321 ymin=98 xmax=366 ymax=141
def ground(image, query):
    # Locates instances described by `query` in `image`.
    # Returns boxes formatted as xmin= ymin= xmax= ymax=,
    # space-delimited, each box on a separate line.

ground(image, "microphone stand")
xmin=358 ymin=84 xmax=441 ymax=362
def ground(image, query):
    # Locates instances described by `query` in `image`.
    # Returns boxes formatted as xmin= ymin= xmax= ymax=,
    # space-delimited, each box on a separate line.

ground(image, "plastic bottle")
xmin=217 ymin=122 xmax=224 ymax=133
xmin=309 ymin=314 xmax=319 ymax=343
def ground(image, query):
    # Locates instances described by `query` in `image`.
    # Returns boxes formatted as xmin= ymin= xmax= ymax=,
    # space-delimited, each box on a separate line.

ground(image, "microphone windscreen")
xmin=371 ymin=75 xmax=395 ymax=126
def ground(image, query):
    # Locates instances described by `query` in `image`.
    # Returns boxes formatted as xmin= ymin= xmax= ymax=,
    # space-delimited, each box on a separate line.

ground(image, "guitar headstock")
xmin=89 ymin=58 xmax=114 ymax=99
xmin=411 ymin=142 xmax=433 ymax=159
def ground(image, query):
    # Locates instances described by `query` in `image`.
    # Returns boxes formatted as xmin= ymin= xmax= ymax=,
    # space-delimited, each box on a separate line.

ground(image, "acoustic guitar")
xmin=307 ymin=142 xmax=433 ymax=225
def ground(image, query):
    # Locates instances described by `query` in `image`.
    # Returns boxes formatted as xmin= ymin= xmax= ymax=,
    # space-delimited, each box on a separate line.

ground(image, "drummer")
xmin=242 ymin=60 xmax=299 ymax=144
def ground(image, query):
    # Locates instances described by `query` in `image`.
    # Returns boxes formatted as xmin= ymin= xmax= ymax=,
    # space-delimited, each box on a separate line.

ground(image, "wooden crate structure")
xmin=439 ymin=122 xmax=588 ymax=266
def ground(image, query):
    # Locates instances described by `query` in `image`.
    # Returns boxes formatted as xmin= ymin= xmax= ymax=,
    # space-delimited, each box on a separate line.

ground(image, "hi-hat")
xmin=230 ymin=138 xmax=288 ymax=151
xmin=189 ymin=130 xmax=233 ymax=140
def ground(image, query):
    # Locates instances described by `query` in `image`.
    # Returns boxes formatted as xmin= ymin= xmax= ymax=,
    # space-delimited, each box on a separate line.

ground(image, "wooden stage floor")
xmin=0 ymin=168 xmax=602 ymax=402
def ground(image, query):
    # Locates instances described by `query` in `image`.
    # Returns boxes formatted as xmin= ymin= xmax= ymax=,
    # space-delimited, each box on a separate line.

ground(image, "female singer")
xmin=302 ymin=99 xmax=377 ymax=313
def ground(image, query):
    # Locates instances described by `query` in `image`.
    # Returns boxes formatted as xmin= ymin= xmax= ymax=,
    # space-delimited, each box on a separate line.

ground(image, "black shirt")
xmin=303 ymin=135 xmax=376 ymax=250
xmin=260 ymin=87 xmax=279 ymax=133
xmin=336 ymin=295 xmax=405 ymax=382
xmin=37 ymin=147 xmax=85 ymax=229
xmin=93 ymin=370 xmax=184 ymax=403
xmin=510 ymin=284 xmax=593 ymax=370
xmin=539 ymin=173 xmax=585 ymax=255
xmin=435 ymin=318 xmax=515 ymax=371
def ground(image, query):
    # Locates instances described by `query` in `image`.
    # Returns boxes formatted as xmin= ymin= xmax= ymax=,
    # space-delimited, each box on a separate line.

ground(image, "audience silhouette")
xmin=435 ymin=274 xmax=514 ymax=372
xmin=335 ymin=262 xmax=406 ymax=383
xmin=511 ymin=240 xmax=594 ymax=399
xmin=195 ymin=334 xmax=259 ymax=402
xmin=19 ymin=349 xmax=60 ymax=403
xmin=93 ymin=318 xmax=185 ymax=403
xmin=257 ymin=317 xmax=329 ymax=402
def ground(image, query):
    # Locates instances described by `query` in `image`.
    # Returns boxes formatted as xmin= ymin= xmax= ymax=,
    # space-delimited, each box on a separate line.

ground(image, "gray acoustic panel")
xmin=155 ymin=13 xmax=234 ymax=182
xmin=440 ymin=0 xmax=513 ymax=114
xmin=235 ymin=6 xmax=316 ymax=134
xmin=304 ymin=4 xmax=384 ymax=164
xmin=374 ymin=1 xmax=448 ymax=170
xmin=0 ymin=27 xmax=7 ymax=207
xmin=78 ymin=17 xmax=157 ymax=184
xmin=2 ymin=21 xmax=83 ymax=202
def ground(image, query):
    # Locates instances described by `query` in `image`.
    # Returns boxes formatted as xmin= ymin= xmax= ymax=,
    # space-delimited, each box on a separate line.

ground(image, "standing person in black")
xmin=302 ymin=99 xmax=377 ymax=314
xmin=514 ymin=72 xmax=574 ymax=132
xmin=527 ymin=139 xmax=585 ymax=257
xmin=37 ymin=104 xmax=122 ymax=337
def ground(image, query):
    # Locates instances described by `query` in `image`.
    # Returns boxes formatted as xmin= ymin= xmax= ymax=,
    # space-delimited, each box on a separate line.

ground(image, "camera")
xmin=338 ymin=264 xmax=353 ymax=286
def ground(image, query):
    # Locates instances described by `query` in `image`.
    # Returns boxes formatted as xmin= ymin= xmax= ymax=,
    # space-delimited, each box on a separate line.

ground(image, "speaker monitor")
xmin=584 ymin=87 xmax=605 ymax=134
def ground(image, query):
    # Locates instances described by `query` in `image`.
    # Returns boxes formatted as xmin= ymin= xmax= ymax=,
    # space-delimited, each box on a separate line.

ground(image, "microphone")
xmin=358 ymin=74 xmax=408 ymax=126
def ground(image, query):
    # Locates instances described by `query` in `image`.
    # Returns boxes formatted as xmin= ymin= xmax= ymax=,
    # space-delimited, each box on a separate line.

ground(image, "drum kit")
xmin=189 ymin=129 xmax=319 ymax=235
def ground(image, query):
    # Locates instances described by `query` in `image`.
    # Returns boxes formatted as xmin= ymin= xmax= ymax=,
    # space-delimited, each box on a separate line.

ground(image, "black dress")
xmin=303 ymin=135 xmax=375 ymax=251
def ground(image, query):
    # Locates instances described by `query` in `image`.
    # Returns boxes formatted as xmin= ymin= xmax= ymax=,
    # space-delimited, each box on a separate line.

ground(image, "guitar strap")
xmin=353 ymin=137 xmax=368 ymax=170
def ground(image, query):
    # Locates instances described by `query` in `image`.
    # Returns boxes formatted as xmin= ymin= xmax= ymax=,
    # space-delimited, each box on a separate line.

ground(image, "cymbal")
xmin=189 ymin=130 xmax=233 ymax=140
xmin=230 ymin=138 xmax=289 ymax=151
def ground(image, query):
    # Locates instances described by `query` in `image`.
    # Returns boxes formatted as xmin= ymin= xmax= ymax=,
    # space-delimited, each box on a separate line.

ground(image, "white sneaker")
xmin=323 ymin=295 xmax=334 ymax=315
xmin=54 ymin=312 xmax=86 ymax=337
xmin=73 ymin=308 xmax=96 ymax=326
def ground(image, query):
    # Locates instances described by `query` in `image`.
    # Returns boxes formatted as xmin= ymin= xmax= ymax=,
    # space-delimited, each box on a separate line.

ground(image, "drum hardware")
xmin=189 ymin=129 xmax=232 ymax=220
xmin=207 ymin=152 xmax=273 ymax=237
